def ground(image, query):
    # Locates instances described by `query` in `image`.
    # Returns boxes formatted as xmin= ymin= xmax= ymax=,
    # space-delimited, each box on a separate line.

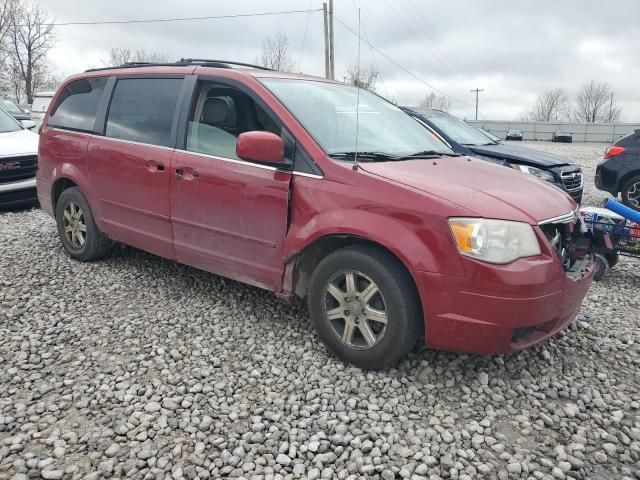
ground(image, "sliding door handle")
xmin=145 ymin=160 xmax=165 ymax=172
xmin=175 ymin=167 xmax=199 ymax=180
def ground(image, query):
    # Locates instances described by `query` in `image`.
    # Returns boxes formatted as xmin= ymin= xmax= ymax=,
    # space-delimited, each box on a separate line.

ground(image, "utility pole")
xmin=329 ymin=0 xmax=335 ymax=80
xmin=608 ymin=91 xmax=614 ymax=123
xmin=323 ymin=2 xmax=330 ymax=79
xmin=470 ymin=88 xmax=484 ymax=120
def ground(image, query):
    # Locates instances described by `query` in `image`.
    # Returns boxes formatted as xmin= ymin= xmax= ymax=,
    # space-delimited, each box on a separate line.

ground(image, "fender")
xmin=284 ymin=208 xmax=465 ymax=276
xmin=50 ymin=163 xmax=106 ymax=231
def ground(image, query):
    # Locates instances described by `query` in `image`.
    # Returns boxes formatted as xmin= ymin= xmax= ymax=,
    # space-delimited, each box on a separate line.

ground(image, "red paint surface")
xmin=236 ymin=131 xmax=285 ymax=164
xmin=37 ymin=66 xmax=594 ymax=355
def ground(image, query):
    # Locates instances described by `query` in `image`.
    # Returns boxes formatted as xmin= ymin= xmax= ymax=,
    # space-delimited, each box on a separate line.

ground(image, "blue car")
xmin=402 ymin=107 xmax=583 ymax=203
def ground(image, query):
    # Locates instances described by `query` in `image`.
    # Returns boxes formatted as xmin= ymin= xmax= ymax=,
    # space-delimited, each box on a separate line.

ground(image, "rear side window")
xmin=48 ymin=78 xmax=107 ymax=132
xmin=106 ymin=78 xmax=182 ymax=147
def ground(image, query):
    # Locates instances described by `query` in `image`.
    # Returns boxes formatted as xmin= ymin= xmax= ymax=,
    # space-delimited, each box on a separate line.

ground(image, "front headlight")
xmin=512 ymin=164 xmax=556 ymax=183
xmin=448 ymin=218 xmax=541 ymax=264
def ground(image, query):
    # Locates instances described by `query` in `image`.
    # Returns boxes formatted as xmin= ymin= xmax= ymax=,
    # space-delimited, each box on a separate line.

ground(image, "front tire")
xmin=55 ymin=187 xmax=112 ymax=261
xmin=621 ymin=176 xmax=640 ymax=211
xmin=308 ymin=245 xmax=422 ymax=369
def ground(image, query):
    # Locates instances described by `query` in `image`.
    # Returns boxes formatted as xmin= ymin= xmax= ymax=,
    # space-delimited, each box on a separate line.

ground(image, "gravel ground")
xmin=1 ymin=142 xmax=639 ymax=480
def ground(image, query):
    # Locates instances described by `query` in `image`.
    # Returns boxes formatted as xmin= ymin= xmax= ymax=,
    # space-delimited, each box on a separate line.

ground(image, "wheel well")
xmin=618 ymin=170 xmax=640 ymax=194
xmin=52 ymin=178 xmax=77 ymax=210
xmin=290 ymin=235 xmax=421 ymax=308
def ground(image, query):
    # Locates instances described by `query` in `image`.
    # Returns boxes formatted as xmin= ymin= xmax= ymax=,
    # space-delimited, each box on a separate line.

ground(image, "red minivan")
xmin=36 ymin=60 xmax=594 ymax=368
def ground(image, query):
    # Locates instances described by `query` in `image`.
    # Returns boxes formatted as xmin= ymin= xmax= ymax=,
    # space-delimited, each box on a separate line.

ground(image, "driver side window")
xmin=186 ymin=82 xmax=281 ymax=161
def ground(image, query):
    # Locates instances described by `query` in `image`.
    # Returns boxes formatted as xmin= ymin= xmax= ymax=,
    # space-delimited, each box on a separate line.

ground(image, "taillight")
xmin=604 ymin=146 xmax=625 ymax=159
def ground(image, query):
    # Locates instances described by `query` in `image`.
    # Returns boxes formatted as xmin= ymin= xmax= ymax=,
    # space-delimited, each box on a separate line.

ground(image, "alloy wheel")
xmin=322 ymin=270 xmax=388 ymax=350
xmin=63 ymin=201 xmax=87 ymax=249
xmin=627 ymin=182 xmax=640 ymax=208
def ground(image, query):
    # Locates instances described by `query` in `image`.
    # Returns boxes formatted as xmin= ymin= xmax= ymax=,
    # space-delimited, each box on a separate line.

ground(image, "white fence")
xmin=467 ymin=120 xmax=640 ymax=143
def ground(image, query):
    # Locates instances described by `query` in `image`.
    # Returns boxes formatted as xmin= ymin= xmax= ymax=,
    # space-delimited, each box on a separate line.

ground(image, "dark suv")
xmin=402 ymin=108 xmax=584 ymax=203
xmin=596 ymin=129 xmax=640 ymax=210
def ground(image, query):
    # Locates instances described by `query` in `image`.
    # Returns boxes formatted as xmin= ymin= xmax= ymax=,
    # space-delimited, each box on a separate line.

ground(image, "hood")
xmin=0 ymin=129 xmax=39 ymax=157
xmin=361 ymin=156 xmax=576 ymax=225
xmin=469 ymin=142 xmax=570 ymax=167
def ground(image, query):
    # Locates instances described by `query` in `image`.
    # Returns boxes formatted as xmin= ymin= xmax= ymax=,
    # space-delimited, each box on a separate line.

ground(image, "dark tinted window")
xmin=106 ymin=78 xmax=182 ymax=147
xmin=48 ymin=78 xmax=107 ymax=132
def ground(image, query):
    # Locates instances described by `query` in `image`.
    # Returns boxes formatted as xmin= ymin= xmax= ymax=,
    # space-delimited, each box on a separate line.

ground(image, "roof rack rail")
xmin=85 ymin=59 xmax=273 ymax=73
xmin=176 ymin=59 xmax=273 ymax=70
xmin=85 ymin=62 xmax=178 ymax=72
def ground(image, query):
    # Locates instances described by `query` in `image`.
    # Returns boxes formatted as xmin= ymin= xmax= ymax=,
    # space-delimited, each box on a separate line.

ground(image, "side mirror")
xmin=236 ymin=131 xmax=284 ymax=164
xmin=20 ymin=120 xmax=36 ymax=130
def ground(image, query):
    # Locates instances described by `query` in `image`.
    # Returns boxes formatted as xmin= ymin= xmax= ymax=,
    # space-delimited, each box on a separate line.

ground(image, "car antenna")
xmin=352 ymin=7 xmax=362 ymax=172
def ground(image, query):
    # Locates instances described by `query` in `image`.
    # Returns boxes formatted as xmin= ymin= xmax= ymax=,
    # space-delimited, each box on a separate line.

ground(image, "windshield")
xmin=425 ymin=113 xmax=493 ymax=145
xmin=31 ymin=96 xmax=53 ymax=113
xmin=261 ymin=79 xmax=454 ymax=157
xmin=423 ymin=112 xmax=495 ymax=146
xmin=0 ymin=107 xmax=22 ymax=133
xmin=0 ymin=100 xmax=22 ymax=114
xmin=479 ymin=128 xmax=500 ymax=142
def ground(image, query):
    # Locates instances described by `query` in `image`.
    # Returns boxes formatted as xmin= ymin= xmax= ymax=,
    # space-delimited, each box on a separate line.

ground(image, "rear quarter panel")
xmin=37 ymin=128 xmax=98 ymax=220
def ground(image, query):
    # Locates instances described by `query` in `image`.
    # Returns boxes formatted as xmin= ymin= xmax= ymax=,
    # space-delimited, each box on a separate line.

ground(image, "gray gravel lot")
xmin=1 ymin=142 xmax=639 ymax=480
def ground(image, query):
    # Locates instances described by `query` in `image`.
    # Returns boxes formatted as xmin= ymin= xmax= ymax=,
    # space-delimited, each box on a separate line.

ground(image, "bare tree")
xmin=105 ymin=47 xmax=169 ymax=66
xmin=574 ymin=79 xmax=621 ymax=123
xmin=10 ymin=1 xmax=55 ymax=104
xmin=602 ymin=91 xmax=622 ymax=123
xmin=346 ymin=64 xmax=379 ymax=92
xmin=259 ymin=32 xmax=294 ymax=72
xmin=0 ymin=0 xmax=15 ymax=99
xmin=419 ymin=92 xmax=452 ymax=112
xmin=6 ymin=58 xmax=23 ymax=102
xmin=522 ymin=88 xmax=571 ymax=121
xmin=0 ymin=0 xmax=14 ymax=68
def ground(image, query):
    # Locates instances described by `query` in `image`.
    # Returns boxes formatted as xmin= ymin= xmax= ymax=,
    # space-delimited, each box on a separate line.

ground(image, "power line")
xmin=38 ymin=8 xmax=323 ymax=27
xmin=297 ymin=0 xmax=314 ymax=72
xmin=405 ymin=0 xmax=476 ymax=83
xmin=349 ymin=1 xmax=470 ymax=105
xmin=351 ymin=0 xmax=389 ymax=99
xmin=333 ymin=15 xmax=474 ymax=107
xmin=379 ymin=0 xmax=463 ymax=82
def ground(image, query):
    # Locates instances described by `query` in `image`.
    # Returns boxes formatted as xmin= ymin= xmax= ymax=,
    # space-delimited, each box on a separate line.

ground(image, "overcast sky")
xmin=43 ymin=0 xmax=640 ymax=121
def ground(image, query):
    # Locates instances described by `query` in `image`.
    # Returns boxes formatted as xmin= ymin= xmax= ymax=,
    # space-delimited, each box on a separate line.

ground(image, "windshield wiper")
xmin=329 ymin=151 xmax=403 ymax=161
xmin=403 ymin=150 xmax=461 ymax=158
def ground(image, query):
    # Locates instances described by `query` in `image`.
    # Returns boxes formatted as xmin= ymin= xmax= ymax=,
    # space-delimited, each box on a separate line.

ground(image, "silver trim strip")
xmin=292 ymin=171 xmax=323 ymax=179
xmin=0 ymin=153 xmax=37 ymax=159
xmin=177 ymin=149 xmax=281 ymax=172
xmin=538 ymin=210 xmax=577 ymax=225
xmin=0 ymin=177 xmax=36 ymax=192
xmin=50 ymin=127 xmax=322 ymax=177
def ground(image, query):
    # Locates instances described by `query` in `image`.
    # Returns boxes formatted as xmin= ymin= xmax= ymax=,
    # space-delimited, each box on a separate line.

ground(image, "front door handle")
xmin=175 ymin=167 xmax=199 ymax=180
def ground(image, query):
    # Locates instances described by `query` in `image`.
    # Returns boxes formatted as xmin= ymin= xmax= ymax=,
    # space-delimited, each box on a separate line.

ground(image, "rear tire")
xmin=593 ymin=253 xmax=609 ymax=281
xmin=308 ymin=245 xmax=422 ymax=369
xmin=55 ymin=187 xmax=112 ymax=261
xmin=620 ymin=175 xmax=640 ymax=211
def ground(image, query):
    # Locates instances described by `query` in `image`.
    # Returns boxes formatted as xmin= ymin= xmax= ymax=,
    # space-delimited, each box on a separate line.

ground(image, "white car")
xmin=0 ymin=106 xmax=39 ymax=208
xmin=29 ymin=91 xmax=55 ymax=127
